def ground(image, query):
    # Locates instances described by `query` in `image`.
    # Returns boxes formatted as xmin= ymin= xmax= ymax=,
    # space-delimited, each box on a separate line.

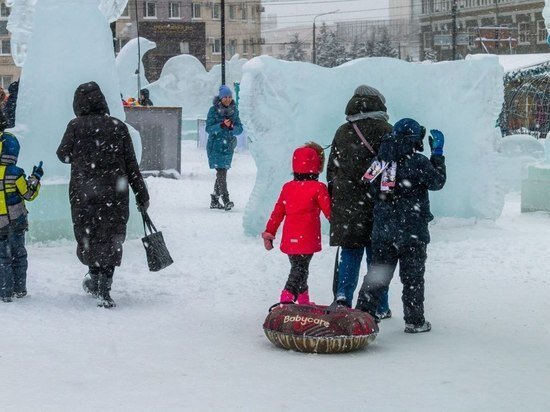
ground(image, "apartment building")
xmin=117 ymin=1 xmax=262 ymax=74
xmin=388 ymin=0 xmax=422 ymax=60
xmin=0 ymin=1 xmax=20 ymax=89
xmin=261 ymin=26 xmax=312 ymax=61
xmin=418 ymin=0 xmax=547 ymax=60
xmin=336 ymin=19 xmax=417 ymax=60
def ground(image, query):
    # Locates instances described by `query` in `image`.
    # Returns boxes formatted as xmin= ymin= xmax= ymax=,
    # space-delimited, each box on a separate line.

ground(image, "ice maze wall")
xmin=240 ymin=55 xmax=505 ymax=236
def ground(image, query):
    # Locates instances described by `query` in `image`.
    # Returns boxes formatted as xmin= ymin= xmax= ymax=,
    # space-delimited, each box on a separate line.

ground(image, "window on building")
xmin=192 ymin=3 xmax=201 ymax=19
xmin=169 ymin=3 xmax=181 ymax=18
xmin=518 ymin=22 xmax=530 ymax=44
xmin=242 ymin=39 xmax=248 ymax=54
xmin=0 ymin=75 xmax=12 ymax=89
xmin=423 ymin=32 xmax=432 ymax=49
xmin=0 ymin=38 xmax=10 ymax=55
xmin=213 ymin=3 xmax=221 ymax=20
xmin=120 ymin=4 xmax=129 ymax=17
xmin=229 ymin=5 xmax=237 ymax=20
xmin=144 ymin=2 xmax=156 ymax=18
xmin=537 ymin=20 xmax=547 ymax=43
xmin=241 ymin=4 xmax=247 ymax=20
xmin=228 ymin=39 xmax=237 ymax=56
xmin=212 ymin=38 xmax=221 ymax=54
xmin=0 ymin=3 xmax=10 ymax=18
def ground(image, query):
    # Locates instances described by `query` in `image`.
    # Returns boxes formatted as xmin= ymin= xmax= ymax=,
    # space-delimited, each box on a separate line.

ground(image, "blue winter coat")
xmin=371 ymin=153 xmax=446 ymax=247
xmin=205 ymin=97 xmax=243 ymax=169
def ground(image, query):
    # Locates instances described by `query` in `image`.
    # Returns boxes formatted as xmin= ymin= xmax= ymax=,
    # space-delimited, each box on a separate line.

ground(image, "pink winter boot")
xmin=279 ymin=289 xmax=295 ymax=304
xmin=297 ymin=290 xmax=314 ymax=305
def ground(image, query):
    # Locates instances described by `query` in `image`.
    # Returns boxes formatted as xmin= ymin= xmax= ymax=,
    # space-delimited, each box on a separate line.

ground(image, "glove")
xmin=261 ymin=232 xmax=275 ymax=251
xmin=137 ymin=200 xmax=150 ymax=214
xmin=429 ymin=129 xmax=445 ymax=156
xmin=32 ymin=161 xmax=44 ymax=180
xmin=221 ymin=118 xmax=233 ymax=129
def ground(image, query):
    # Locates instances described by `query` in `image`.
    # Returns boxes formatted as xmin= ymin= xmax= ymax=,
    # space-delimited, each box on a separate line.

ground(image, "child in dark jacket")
xmin=0 ymin=112 xmax=43 ymax=302
xmin=262 ymin=143 xmax=331 ymax=305
xmin=356 ymin=118 xmax=446 ymax=333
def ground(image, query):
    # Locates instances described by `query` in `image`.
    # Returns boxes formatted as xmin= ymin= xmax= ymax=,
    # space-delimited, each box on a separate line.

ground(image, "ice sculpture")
xmin=544 ymin=1 xmax=550 ymax=42
xmin=7 ymin=0 xmax=129 ymax=178
xmin=116 ymin=37 xmax=156 ymax=99
xmin=146 ymin=54 xmax=247 ymax=118
xmin=240 ymin=56 xmax=506 ymax=236
xmin=6 ymin=0 xmax=141 ymax=241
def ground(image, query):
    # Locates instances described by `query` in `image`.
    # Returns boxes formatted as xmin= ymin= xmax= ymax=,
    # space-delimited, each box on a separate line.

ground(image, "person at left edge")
xmin=0 ymin=110 xmax=43 ymax=302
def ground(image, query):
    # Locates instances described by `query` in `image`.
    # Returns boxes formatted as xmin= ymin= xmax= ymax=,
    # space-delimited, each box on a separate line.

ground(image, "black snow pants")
xmin=356 ymin=240 xmax=427 ymax=325
xmin=284 ymin=254 xmax=313 ymax=297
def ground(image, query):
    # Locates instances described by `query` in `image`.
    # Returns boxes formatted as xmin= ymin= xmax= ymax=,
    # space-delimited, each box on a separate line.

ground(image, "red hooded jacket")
xmin=265 ymin=147 xmax=331 ymax=255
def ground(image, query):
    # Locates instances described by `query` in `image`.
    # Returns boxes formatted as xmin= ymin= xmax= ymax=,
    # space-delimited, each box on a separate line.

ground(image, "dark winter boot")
xmin=82 ymin=272 xmax=99 ymax=297
xmin=210 ymin=194 xmax=224 ymax=209
xmin=14 ymin=290 xmax=27 ymax=299
xmin=97 ymin=275 xmax=116 ymax=308
xmin=404 ymin=321 xmax=431 ymax=334
xmin=1 ymin=296 xmax=13 ymax=303
xmin=376 ymin=309 xmax=392 ymax=320
xmin=221 ymin=194 xmax=234 ymax=211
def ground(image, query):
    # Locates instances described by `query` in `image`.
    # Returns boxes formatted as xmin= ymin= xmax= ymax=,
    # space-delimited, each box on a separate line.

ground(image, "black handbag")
xmin=141 ymin=212 xmax=174 ymax=271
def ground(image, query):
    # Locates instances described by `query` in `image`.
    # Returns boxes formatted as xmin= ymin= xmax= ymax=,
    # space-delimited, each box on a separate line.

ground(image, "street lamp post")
xmin=312 ymin=10 xmax=339 ymax=65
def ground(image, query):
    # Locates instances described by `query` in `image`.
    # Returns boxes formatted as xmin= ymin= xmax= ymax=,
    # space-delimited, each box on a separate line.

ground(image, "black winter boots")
xmin=210 ymin=194 xmax=224 ymax=209
xmin=97 ymin=275 xmax=116 ymax=308
xmin=221 ymin=194 xmax=234 ymax=211
xmin=82 ymin=272 xmax=100 ymax=297
xmin=211 ymin=194 xmax=233 ymax=211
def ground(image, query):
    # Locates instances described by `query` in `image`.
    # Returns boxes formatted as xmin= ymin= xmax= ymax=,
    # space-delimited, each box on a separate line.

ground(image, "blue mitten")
xmin=32 ymin=161 xmax=44 ymax=180
xmin=429 ymin=130 xmax=445 ymax=156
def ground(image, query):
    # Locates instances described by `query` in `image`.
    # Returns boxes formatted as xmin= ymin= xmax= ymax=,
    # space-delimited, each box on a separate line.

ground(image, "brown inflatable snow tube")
xmin=263 ymin=303 xmax=378 ymax=354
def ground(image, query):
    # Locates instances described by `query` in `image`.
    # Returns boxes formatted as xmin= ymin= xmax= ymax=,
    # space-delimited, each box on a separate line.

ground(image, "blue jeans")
xmin=0 ymin=228 xmax=28 ymax=299
xmin=336 ymin=247 xmax=389 ymax=311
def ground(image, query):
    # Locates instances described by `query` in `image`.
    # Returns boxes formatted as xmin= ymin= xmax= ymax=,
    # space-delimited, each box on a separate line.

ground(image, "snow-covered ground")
xmin=2 ymin=142 xmax=549 ymax=411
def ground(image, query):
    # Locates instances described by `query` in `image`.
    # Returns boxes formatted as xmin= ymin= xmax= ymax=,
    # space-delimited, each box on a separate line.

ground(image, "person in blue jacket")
xmin=355 ymin=118 xmax=446 ymax=333
xmin=205 ymin=85 xmax=243 ymax=211
xmin=0 ymin=111 xmax=43 ymax=302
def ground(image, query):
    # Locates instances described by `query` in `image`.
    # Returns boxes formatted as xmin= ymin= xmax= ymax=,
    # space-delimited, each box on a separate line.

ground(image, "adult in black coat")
xmin=4 ymin=80 xmax=19 ymax=128
xmin=57 ymin=81 xmax=150 ymax=308
xmin=326 ymin=85 xmax=393 ymax=310
xmin=356 ymin=118 xmax=446 ymax=333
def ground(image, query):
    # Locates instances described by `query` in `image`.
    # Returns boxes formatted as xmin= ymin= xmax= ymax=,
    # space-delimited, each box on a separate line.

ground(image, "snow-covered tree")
xmin=285 ymin=33 xmax=307 ymax=62
xmin=316 ymin=23 xmax=348 ymax=67
xmin=372 ymin=28 xmax=398 ymax=58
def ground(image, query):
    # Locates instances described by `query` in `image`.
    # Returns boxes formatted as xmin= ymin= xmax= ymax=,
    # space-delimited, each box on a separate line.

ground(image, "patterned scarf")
xmin=346 ymin=111 xmax=389 ymax=123
xmin=362 ymin=159 xmax=397 ymax=192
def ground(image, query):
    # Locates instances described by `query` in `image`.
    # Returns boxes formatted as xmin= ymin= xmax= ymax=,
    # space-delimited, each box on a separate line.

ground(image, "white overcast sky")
xmin=263 ymin=0 xmax=390 ymax=29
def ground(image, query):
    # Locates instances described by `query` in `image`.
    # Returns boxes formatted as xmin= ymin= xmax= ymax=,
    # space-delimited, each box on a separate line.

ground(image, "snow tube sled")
xmin=263 ymin=303 xmax=378 ymax=354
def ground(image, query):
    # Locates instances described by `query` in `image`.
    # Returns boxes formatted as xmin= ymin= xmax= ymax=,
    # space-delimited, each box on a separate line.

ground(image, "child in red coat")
xmin=262 ymin=143 xmax=331 ymax=305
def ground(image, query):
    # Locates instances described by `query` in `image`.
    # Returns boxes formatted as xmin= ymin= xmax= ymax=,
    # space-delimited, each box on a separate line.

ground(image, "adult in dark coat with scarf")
xmin=57 ymin=81 xmax=150 ymax=308
xmin=327 ymin=85 xmax=392 ymax=313
xmin=356 ymin=118 xmax=446 ymax=333
xmin=206 ymin=85 xmax=243 ymax=211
